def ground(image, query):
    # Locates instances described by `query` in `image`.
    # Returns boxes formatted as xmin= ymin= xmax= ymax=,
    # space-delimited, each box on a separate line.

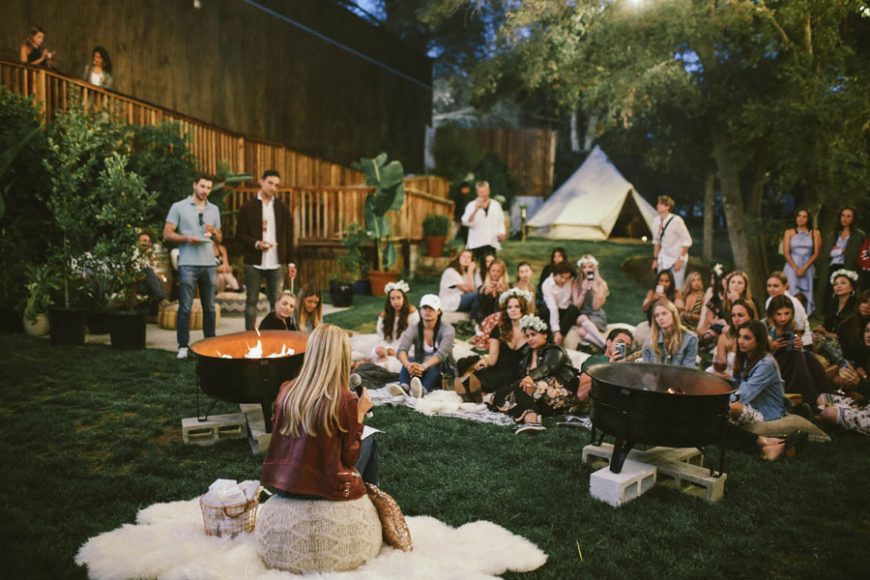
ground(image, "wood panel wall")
xmin=1 ymin=0 xmax=431 ymax=171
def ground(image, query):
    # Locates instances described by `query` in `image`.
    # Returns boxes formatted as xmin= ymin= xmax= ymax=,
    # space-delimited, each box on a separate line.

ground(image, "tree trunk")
xmin=703 ymin=172 xmax=714 ymax=261
xmin=711 ymin=129 xmax=768 ymax=300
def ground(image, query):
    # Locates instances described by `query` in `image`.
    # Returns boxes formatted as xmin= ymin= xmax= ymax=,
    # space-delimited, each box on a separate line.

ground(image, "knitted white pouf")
xmin=256 ymin=494 xmax=382 ymax=573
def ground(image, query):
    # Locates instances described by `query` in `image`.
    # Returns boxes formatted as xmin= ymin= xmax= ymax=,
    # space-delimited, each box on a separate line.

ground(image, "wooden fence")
xmin=1 ymin=59 xmax=453 ymax=288
xmin=436 ymin=126 xmax=556 ymax=197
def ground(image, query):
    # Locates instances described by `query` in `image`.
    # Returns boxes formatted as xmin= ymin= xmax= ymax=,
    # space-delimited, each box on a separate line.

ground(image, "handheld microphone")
xmin=349 ymin=373 xmax=373 ymax=418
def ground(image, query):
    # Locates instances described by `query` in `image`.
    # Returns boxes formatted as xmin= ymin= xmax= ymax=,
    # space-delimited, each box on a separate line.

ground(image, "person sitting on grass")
xmin=294 ymin=284 xmax=322 ymax=333
xmin=369 ymin=280 xmax=419 ymax=373
xmin=261 ymin=324 xmax=378 ymax=500
xmin=540 ymin=260 xmax=577 ymax=346
xmin=258 ymin=291 xmax=299 ymax=331
xmin=818 ymin=318 xmax=870 ymax=435
xmin=642 ymin=300 xmax=698 ymax=368
xmin=722 ymin=270 xmax=762 ymax=324
xmin=727 ymin=320 xmax=786 ymax=426
xmin=396 ymin=294 xmax=455 ymax=398
xmin=536 ymin=247 xmax=568 ymax=311
xmin=818 ymin=269 xmax=860 ymax=335
xmin=642 ymin=269 xmax=683 ymax=324
xmin=438 ymin=249 xmax=480 ymax=313
xmin=766 ymin=295 xmax=832 ymax=406
xmin=680 ymin=271 xmax=705 ymax=329
xmin=708 ymin=298 xmax=757 ymax=377
xmin=576 ymin=328 xmax=635 ymax=406
xmin=472 ymin=257 xmax=510 ymax=324
xmin=486 ymin=314 xmax=581 ymax=435
xmin=837 ymin=289 xmax=870 ymax=364
xmin=697 ymin=264 xmax=728 ymax=348
xmin=568 ymin=255 xmax=609 ymax=350
xmin=513 ymin=261 xmax=536 ymax=311
xmin=458 ymin=288 xmax=532 ymax=399
xmin=765 ymin=271 xmax=812 ymax=349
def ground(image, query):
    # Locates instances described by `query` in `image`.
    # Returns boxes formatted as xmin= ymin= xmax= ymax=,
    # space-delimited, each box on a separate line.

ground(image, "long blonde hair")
xmin=722 ymin=271 xmax=753 ymax=314
xmin=296 ymin=284 xmax=322 ymax=331
xmin=650 ymin=299 xmax=688 ymax=360
xmin=681 ymin=271 xmax=703 ymax=298
xmin=484 ymin=258 xmax=510 ymax=287
xmin=277 ymin=324 xmax=350 ymax=438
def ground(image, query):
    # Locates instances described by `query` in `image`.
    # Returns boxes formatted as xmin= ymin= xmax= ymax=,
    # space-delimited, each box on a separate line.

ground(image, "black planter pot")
xmin=0 ymin=307 xmax=24 ymax=333
xmin=87 ymin=311 xmax=112 ymax=334
xmin=352 ymin=279 xmax=371 ymax=295
xmin=109 ymin=310 xmax=147 ymax=350
xmin=329 ymin=281 xmax=354 ymax=307
xmin=49 ymin=308 xmax=87 ymax=345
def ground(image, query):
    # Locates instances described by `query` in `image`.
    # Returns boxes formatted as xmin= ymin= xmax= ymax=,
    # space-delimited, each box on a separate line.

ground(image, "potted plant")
xmin=328 ymin=256 xmax=356 ymax=308
xmin=422 ymin=214 xmax=450 ymax=257
xmin=90 ymin=153 xmax=158 ymax=350
xmin=81 ymin=253 xmax=120 ymax=335
xmin=41 ymin=105 xmax=125 ymax=345
xmin=22 ymin=264 xmax=58 ymax=336
xmin=341 ymin=222 xmax=371 ymax=295
xmin=352 ymin=153 xmax=405 ymax=296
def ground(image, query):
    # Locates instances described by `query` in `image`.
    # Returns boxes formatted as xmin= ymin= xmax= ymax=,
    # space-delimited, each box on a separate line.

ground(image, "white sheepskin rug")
xmin=76 ymin=498 xmax=547 ymax=579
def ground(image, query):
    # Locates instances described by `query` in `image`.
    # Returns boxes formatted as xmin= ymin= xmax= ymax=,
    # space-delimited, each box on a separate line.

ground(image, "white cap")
xmin=419 ymin=294 xmax=441 ymax=311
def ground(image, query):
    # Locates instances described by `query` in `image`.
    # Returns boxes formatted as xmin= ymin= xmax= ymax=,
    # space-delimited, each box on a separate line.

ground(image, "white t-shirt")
xmin=256 ymin=192 xmax=279 ymax=270
xmin=439 ymin=267 xmax=482 ymax=312
xmin=461 ymin=199 xmax=506 ymax=251
xmin=652 ymin=212 xmax=692 ymax=270
xmin=541 ymin=275 xmax=573 ymax=332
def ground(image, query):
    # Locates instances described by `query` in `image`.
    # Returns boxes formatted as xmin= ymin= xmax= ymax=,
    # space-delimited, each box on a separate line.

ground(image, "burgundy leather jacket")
xmin=261 ymin=382 xmax=365 ymax=501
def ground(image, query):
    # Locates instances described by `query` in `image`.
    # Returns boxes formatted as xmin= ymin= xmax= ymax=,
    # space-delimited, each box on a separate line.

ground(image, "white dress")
xmin=369 ymin=310 xmax=420 ymax=372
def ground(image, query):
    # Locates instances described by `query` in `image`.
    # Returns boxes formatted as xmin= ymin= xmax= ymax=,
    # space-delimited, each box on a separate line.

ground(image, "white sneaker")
xmin=177 ymin=347 xmax=189 ymax=359
xmin=515 ymin=422 xmax=546 ymax=435
xmin=410 ymin=377 xmax=424 ymax=399
xmin=387 ymin=383 xmax=407 ymax=397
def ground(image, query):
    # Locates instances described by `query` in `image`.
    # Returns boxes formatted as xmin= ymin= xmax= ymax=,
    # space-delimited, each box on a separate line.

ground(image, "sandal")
xmin=782 ymin=430 xmax=809 ymax=458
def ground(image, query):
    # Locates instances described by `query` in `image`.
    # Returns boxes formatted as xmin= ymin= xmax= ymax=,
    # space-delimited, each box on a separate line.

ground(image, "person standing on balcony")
xmin=19 ymin=26 xmax=55 ymax=68
xmin=83 ymin=46 xmax=113 ymax=88
xmin=163 ymin=174 xmax=221 ymax=359
xmin=461 ymin=181 xmax=506 ymax=263
xmin=237 ymin=169 xmax=296 ymax=331
xmin=651 ymin=195 xmax=693 ymax=289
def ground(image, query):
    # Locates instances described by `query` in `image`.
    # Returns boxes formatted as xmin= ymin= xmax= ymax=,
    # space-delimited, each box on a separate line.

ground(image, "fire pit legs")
xmin=261 ymin=401 xmax=273 ymax=433
xmin=609 ymin=438 xmax=636 ymax=473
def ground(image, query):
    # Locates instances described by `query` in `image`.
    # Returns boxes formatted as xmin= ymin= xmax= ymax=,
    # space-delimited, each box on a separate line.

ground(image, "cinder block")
xmin=589 ymin=460 xmax=657 ymax=507
xmin=181 ymin=413 xmax=246 ymax=446
xmin=240 ymin=404 xmax=271 ymax=455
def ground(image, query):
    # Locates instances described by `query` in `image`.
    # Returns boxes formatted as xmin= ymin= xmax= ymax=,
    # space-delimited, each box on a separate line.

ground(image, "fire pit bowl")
xmin=586 ymin=363 xmax=736 ymax=474
xmin=191 ymin=331 xmax=308 ymax=432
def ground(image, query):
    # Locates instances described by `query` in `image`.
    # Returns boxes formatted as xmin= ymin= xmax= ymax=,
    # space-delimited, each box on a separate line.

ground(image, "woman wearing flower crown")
xmin=567 ymin=255 xmax=609 ymax=350
xmin=820 ymin=269 xmax=859 ymax=334
xmin=369 ymin=281 xmax=419 ymax=373
xmin=486 ymin=314 xmax=580 ymax=434
xmin=458 ymin=289 xmax=532 ymax=398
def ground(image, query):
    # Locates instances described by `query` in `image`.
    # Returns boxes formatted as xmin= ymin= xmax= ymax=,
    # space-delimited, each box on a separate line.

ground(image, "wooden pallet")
xmin=582 ymin=443 xmax=727 ymax=503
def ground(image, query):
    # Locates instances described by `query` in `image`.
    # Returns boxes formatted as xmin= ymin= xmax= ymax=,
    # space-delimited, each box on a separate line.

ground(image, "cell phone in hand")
xmin=586 ymin=272 xmax=595 ymax=281
xmin=655 ymin=284 xmax=664 ymax=294
xmin=613 ymin=342 xmax=625 ymax=360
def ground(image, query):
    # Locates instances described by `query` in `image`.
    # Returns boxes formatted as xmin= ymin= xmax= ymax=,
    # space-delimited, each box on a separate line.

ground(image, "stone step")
xmin=181 ymin=413 xmax=247 ymax=446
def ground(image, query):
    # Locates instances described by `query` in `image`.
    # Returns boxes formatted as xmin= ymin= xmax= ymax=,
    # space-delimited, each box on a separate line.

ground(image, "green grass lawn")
xmin=1 ymin=239 xmax=868 ymax=579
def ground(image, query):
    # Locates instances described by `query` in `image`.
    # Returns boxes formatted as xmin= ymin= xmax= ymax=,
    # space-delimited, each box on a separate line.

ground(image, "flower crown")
xmin=520 ymin=314 xmax=548 ymax=333
xmin=576 ymin=255 xmax=599 ymax=269
xmin=499 ymin=287 xmax=533 ymax=306
xmin=829 ymin=269 xmax=858 ymax=285
xmin=384 ymin=280 xmax=410 ymax=294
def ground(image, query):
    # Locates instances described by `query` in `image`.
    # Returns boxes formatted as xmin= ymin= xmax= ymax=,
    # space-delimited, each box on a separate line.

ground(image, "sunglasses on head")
xmin=198 ymin=213 xmax=204 ymax=227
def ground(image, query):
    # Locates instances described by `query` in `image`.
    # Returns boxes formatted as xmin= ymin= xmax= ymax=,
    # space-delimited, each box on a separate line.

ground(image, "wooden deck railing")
xmin=0 ymin=60 xmax=451 ymax=199
xmin=225 ymin=186 xmax=453 ymax=245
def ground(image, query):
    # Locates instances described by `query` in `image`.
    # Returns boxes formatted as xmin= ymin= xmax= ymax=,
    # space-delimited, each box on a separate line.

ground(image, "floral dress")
xmin=486 ymin=343 xmax=580 ymax=422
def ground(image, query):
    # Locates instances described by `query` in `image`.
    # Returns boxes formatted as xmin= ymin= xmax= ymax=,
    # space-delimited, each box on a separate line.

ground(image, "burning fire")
xmin=665 ymin=386 xmax=685 ymax=395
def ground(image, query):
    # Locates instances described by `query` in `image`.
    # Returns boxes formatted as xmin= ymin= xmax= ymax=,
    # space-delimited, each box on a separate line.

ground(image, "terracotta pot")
xmin=367 ymin=270 xmax=400 ymax=297
xmin=424 ymin=235 xmax=446 ymax=258
xmin=23 ymin=313 xmax=50 ymax=336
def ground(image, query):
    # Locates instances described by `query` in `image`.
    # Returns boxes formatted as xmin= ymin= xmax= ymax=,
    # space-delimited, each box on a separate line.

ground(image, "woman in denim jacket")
xmin=729 ymin=320 xmax=786 ymax=424
xmin=642 ymin=300 xmax=699 ymax=368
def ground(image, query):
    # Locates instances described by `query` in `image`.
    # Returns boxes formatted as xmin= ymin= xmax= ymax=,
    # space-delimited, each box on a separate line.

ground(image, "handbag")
xmin=364 ymin=483 xmax=412 ymax=551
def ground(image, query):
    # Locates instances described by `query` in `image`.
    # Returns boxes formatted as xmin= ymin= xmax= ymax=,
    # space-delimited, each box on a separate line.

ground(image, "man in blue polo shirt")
xmin=163 ymin=174 xmax=221 ymax=359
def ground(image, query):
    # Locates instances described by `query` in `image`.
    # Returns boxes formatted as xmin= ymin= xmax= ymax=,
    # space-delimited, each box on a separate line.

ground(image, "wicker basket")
xmin=199 ymin=490 xmax=260 ymax=537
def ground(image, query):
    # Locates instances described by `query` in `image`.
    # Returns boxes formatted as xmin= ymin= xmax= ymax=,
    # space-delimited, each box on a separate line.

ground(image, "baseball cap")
xmin=419 ymin=294 xmax=441 ymax=310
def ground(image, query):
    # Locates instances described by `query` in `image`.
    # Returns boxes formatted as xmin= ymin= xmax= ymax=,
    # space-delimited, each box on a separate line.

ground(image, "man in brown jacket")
xmin=237 ymin=169 xmax=296 ymax=330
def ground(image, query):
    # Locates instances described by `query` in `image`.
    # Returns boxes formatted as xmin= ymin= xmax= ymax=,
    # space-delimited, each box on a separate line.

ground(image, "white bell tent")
xmin=526 ymin=146 xmax=656 ymax=240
